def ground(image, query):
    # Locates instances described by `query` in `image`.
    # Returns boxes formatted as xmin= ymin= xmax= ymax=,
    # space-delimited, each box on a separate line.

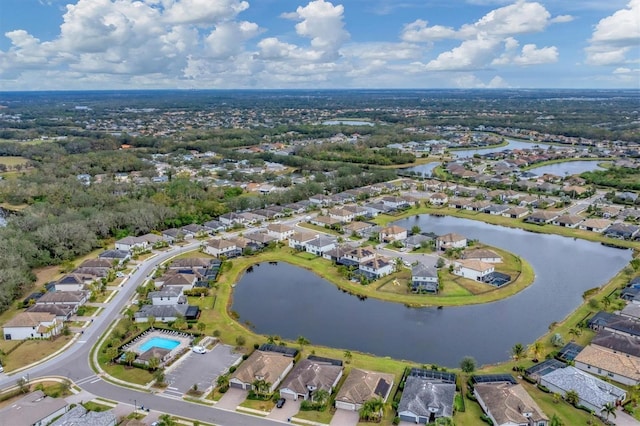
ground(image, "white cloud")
xmin=550 ymin=15 xmax=574 ymax=24
xmin=163 ymin=0 xmax=249 ymax=25
xmin=460 ymin=1 xmax=551 ymax=37
xmin=494 ymin=42 xmax=558 ymax=65
xmin=401 ymin=20 xmax=457 ymax=42
xmin=426 ymin=37 xmax=503 ymax=71
xmin=205 ymin=21 xmax=262 ymax=59
xmin=586 ymin=0 xmax=640 ymax=65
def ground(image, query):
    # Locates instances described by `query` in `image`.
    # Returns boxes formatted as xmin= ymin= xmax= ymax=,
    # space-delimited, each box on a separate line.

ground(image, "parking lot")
xmin=164 ymin=344 xmax=241 ymax=398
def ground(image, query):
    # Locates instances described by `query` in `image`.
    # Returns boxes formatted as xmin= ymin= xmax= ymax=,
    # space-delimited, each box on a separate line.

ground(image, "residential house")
xmin=435 ymin=233 xmax=467 ymax=251
xmin=26 ymin=304 xmax=75 ymax=322
xmin=604 ymin=223 xmax=640 ymax=240
xmin=203 ymin=220 xmax=227 ymax=233
xmin=78 ymin=258 xmax=113 ymax=269
xmin=334 ymin=368 xmax=394 ymax=411
xmin=328 ymin=208 xmax=355 ymax=223
xmin=429 ymin=193 xmax=449 ymax=206
xmin=363 ymin=202 xmax=393 ymax=216
xmin=305 ymin=236 xmax=338 ymax=256
xmin=620 ymin=303 xmax=640 ymax=320
xmin=540 ymin=366 xmax=626 ymax=413
xmin=219 ymin=212 xmax=245 ymax=226
xmin=379 ymin=225 xmax=408 ymax=243
xmin=36 ymin=291 xmax=88 ymax=309
xmin=309 ymin=194 xmax=332 ymax=207
xmin=359 ymin=256 xmax=394 ymax=280
xmin=288 ymin=231 xmax=318 ymax=251
xmin=398 ymin=371 xmax=456 ymax=424
xmin=450 ymin=198 xmax=472 ymax=210
xmin=114 ymin=236 xmax=148 ymax=252
xmin=266 ymin=223 xmax=295 ymax=241
xmin=484 ymin=204 xmax=510 ymax=216
xmin=203 ymin=239 xmax=240 ymax=258
xmin=588 ymin=312 xmax=640 ymax=338
xmin=525 ymin=211 xmax=558 ymax=224
xmin=309 ymin=215 xmax=341 ymax=228
xmin=338 ymin=246 xmax=377 ymax=266
xmin=49 ymin=405 xmax=117 ymax=426
xmin=411 ymin=263 xmax=439 ymax=293
xmin=168 ymin=258 xmax=211 ymax=270
xmin=453 ymin=260 xmax=495 ymax=282
xmin=3 ymin=312 xmax=62 ymax=340
xmin=245 ymin=231 xmax=278 ymax=247
xmin=343 ymin=205 xmax=372 ymax=219
xmin=161 ymin=228 xmax=184 ymax=243
xmin=156 ymin=273 xmax=197 ymax=291
xmin=381 ymin=196 xmax=409 ymax=210
xmin=98 ymin=249 xmax=130 ymax=264
xmin=404 ymin=234 xmax=433 ymax=251
xmin=552 ymin=215 xmax=584 ymax=228
xmin=474 ymin=382 xmax=548 ymax=426
xmin=462 ymin=249 xmax=502 ymax=263
xmin=181 ymin=224 xmax=208 ymax=238
xmin=149 ymin=288 xmax=185 ymax=306
xmin=230 ymin=350 xmax=295 ymax=393
xmin=54 ymin=274 xmax=91 ymax=292
xmin=502 ymin=207 xmax=529 ymax=219
xmin=575 ymin=343 xmax=640 ymax=386
xmin=344 ymin=221 xmax=374 ymax=237
xmin=134 ymin=304 xmax=198 ymax=323
xmin=279 ymin=358 xmax=343 ymax=401
xmin=578 ymin=218 xmax=612 ymax=233
xmin=239 ymin=212 xmax=264 ymax=226
xmin=0 ymin=391 xmax=68 ymax=426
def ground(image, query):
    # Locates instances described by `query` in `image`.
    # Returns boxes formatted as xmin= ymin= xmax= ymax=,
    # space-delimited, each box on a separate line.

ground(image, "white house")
xmin=381 ymin=196 xmax=409 ymax=210
xmin=3 ymin=312 xmax=62 ymax=340
xmin=328 ymin=208 xmax=355 ymax=223
xmin=114 ymin=236 xmax=148 ymax=252
xmin=411 ymin=262 xmax=439 ymax=293
xmin=289 ymin=231 xmax=318 ymax=251
xmin=203 ymin=239 xmax=238 ymax=258
xmin=305 ymin=236 xmax=337 ymax=256
xmin=266 ymin=223 xmax=295 ymax=241
xmin=379 ymin=225 xmax=408 ymax=242
xmin=436 ymin=233 xmax=467 ymax=251
xmin=575 ymin=344 xmax=640 ymax=386
xmin=453 ymin=259 xmax=495 ymax=281
xmin=461 ymin=249 xmax=502 ymax=264
xmin=540 ymin=366 xmax=626 ymax=413
xmin=359 ymin=256 xmax=394 ymax=279
xmin=54 ymin=274 xmax=90 ymax=292
xmin=578 ymin=218 xmax=612 ymax=233
xmin=429 ymin=192 xmax=449 ymax=205
xmin=149 ymin=288 xmax=184 ymax=306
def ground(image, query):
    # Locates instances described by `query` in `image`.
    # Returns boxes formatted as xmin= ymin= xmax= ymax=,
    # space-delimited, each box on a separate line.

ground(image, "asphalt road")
xmin=0 ymin=241 xmax=287 ymax=426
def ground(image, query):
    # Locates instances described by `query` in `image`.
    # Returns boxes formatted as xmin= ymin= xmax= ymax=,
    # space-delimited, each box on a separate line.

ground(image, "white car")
xmin=192 ymin=345 xmax=206 ymax=354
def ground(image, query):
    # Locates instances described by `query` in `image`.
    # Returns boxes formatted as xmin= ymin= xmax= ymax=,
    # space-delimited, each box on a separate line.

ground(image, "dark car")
xmin=276 ymin=398 xmax=286 ymax=408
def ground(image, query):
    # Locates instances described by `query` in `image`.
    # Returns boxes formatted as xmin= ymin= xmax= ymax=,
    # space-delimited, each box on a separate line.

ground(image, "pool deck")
xmin=126 ymin=330 xmax=192 ymax=355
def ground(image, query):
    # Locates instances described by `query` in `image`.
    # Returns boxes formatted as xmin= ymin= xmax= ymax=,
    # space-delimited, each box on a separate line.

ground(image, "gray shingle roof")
xmin=398 ymin=376 xmax=455 ymax=418
xmin=541 ymin=366 xmax=625 ymax=408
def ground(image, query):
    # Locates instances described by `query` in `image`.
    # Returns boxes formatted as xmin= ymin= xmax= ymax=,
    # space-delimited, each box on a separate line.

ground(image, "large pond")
xmin=452 ymin=139 xmax=550 ymax=158
xmin=527 ymin=160 xmax=603 ymax=176
xmin=232 ymin=216 xmax=630 ymax=367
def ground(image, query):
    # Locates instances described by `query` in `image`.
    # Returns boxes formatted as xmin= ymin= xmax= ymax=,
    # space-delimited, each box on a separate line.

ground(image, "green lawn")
xmin=0 ymin=336 xmax=73 ymax=372
xmin=83 ymin=401 xmax=114 ymax=412
xmin=239 ymin=397 xmax=274 ymax=412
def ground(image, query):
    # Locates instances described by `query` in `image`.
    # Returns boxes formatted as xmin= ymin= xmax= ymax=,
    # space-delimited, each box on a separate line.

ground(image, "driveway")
xmin=164 ymin=344 xmax=242 ymax=398
xmin=267 ymin=399 xmax=300 ymax=422
xmin=376 ymin=247 xmax=439 ymax=268
xmin=216 ymin=387 xmax=248 ymax=410
xmin=329 ymin=409 xmax=359 ymax=426
xmin=614 ymin=407 xmax=640 ymax=426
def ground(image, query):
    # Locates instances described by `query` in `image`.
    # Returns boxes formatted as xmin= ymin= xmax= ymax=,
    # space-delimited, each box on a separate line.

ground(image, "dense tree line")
xmin=581 ymin=167 xmax=640 ymax=191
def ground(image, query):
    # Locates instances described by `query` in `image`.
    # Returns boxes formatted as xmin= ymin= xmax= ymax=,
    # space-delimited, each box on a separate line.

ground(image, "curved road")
xmin=0 ymin=242 xmax=284 ymax=426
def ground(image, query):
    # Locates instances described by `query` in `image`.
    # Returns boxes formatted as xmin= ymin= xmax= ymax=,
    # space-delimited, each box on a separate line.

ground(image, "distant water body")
xmin=322 ymin=120 xmax=374 ymax=126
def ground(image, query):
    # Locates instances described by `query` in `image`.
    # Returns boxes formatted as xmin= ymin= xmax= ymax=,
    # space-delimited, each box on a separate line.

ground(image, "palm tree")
xmin=568 ymin=327 xmax=582 ymax=341
xmin=296 ymin=335 xmax=310 ymax=351
xmin=359 ymin=397 xmax=384 ymax=421
xmin=511 ymin=343 xmax=525 ymax=361
xmin=147 ymin=356 xmax=160 ymax=371
xmin=564 ymin=389 xmax=580 ymax=406
xmin=106 ymin=347 xmax=119 ymax=363
xmin=602 ymin=295 xmax=612 ymax=309
xmin=550 ymin=414 xmax=565 ymax=426
xmin=124 ymin=351 xmax=137 ymax=367
xmin=601 ymin=402 xmax=617 ymax=421
xmin=252 ymin=379 xmax=271 ymax=398
xmin=343 ymin=350 xmax=352 ymax=364
xmin=157 ymin=413 xmax=177 ymax=426
xmin=217 ymin=374 xmax=229 ymax=390
xmin=312 ymin=389 xmax=330 ymax=407
xmin=529 ymin=341 xmax=544 ymax=362
xmin=147 ymin=316 xmax=156 ymax=329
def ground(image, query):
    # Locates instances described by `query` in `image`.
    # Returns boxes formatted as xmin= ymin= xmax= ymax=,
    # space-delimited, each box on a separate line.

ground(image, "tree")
xmin=411 ymin=225 xmax=422 ymax=235
xmin=511 ymin=343 xmax=525 ymax=361
xmin=106 ymin=347 xmax=119 ymax=363
xmin=568 ymin=327 xmax=582 ymax=341
xmin=602 ymin=295 xmax=612 ymax=309
xmin=564 ymin=389 xmax=580 ymax=406
xmin=173 ymin=317 xmax=187 ymax=331
xmin=343 ymin=350 xmax=352 ymax=364
xmin=359 ymin=397 xmax=384 ymax=421
xmin=153 ymin=368 xmax=166 ymax=385
xmin=550 ymin=414 xmax=565 ymax=426
xmin=312 ymin=389 xmax=330 ymax=406
xmin=601 ymin=402 xmax=617 ymax=420
xmin=16 ymin=377 xmax=29 ymax=394
xmin=216 ymin=374 xmax=229 ymax=391
xmin=157 ymin=414 xmax=177 ymax=426
xmin=297 ymin=335 xmax=310 ymax=351
xmin=147 ymin=356 xmax=160 ymax=371
xmin=124 ymin=351 xmax=137 ymax=367
xmin=529 ymin=341 xmax=544 ymax=362
xmin=196 ymin=322 xmax=206 ymax=333
xmin=147 ymin=316 xmax=156 ymax=329
xmin=460 ymin=356 xmax=476 ymax=374
xmin=252 ymin=379 xmax=271 ymax=398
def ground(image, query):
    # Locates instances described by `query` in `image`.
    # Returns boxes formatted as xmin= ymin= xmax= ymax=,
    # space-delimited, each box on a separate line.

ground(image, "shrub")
xmin=229 ymin=366 xmax=236 ymax=373
xmin=480 ymin=414 xmax=494 ymax=425
xmin=537 ymin=384 xmax=550 ymax=393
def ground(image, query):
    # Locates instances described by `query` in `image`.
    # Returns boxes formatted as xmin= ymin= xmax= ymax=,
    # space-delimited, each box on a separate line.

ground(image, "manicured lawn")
xmin=97 ymin=320 xmax=154 ymax=385
xmin=295 ymin=408 xmax=334 ymax=424
xmin=83 ymin=401 xmax=114 ymax=412
xmin=1 ymin=336 xmax=73 ymax=372
xmin=239 ymin=397 xmax=274 ymax=412
xmin=297 ymin=222 xmax=344 ymax=237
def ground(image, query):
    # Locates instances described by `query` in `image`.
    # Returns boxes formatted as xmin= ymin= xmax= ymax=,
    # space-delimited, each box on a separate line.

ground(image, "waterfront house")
xmin=453 ymin=260 xmax=495 ymax=282
xmin=203 ymin=239 xmax=240 ymax=258
xmin=398 ymin=370 xmax=456 ymax=424
xmin=266 ymin=223 xmax=295 ymax=241
xmin=334 ymin=368 xmax=394 ymax=411
xmin=474 ymin=382 xmax=548 ymax=426
xmin=411 ymin=263 xmax=439 ymax=293
xmin=230 ymin=350 xmax=295 ymax=394
xmin=435 ymin=233 xmax=467 ymax=251
xmin=379 ymin=225 xmax=408 ymax=243
xmin=578 ymin=218 xmax=612 ymax=233
xmin=279 ymin=357 xmax=343 ymax=401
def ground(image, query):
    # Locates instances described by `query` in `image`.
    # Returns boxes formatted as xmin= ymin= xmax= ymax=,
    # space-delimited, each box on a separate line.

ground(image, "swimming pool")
xmin=139 ymin=336 xmax=180 ymax=352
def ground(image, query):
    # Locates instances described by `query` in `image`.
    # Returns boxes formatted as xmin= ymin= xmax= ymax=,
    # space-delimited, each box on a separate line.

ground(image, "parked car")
xmin=276 ymin=398 xmax=286 ymax=408
xmin=192 ymin=345 xmax=206 ymax=354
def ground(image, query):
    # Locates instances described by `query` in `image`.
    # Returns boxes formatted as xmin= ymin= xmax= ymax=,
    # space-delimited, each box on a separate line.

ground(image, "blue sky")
xmin=0 ymin=0 xmax=638 ymax=90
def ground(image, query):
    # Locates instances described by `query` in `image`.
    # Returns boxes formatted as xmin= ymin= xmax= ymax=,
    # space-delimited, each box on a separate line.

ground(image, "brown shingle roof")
xmin=4 ymin=312 xmax=56 ymax=328
xmin=335 ymin=368 xmax=394 ymax=405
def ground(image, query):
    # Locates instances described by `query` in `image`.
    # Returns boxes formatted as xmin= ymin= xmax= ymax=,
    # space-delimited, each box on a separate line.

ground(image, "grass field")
xmin=0 ymin=156 xmax=29 ymax=167
xmin=0 ymin=336 xmax=73 ymax=372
